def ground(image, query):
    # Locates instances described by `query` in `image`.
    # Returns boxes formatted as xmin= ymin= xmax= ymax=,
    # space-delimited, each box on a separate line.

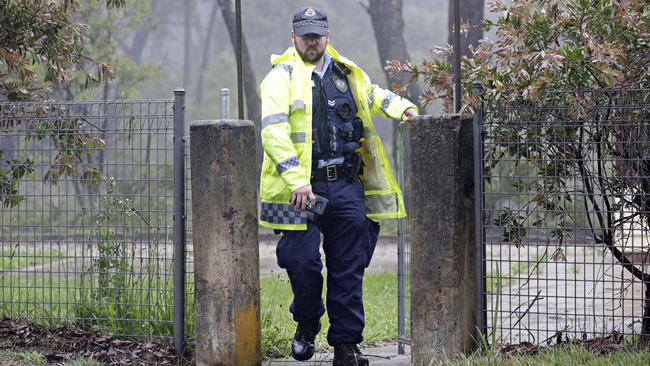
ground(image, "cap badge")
xmin=304 ymin=8 xmax=316 ymax=17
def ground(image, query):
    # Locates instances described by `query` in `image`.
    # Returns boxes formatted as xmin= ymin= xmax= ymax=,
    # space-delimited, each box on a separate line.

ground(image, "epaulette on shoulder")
xmin=272 ymin=63 xmax=293 ymax=79
xmin=333 ymin=61 xmax=351 ymax=76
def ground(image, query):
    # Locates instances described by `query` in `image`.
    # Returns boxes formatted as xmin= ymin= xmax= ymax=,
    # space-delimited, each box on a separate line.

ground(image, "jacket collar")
xmin=270 ymin=44 xmax=359 ymax=72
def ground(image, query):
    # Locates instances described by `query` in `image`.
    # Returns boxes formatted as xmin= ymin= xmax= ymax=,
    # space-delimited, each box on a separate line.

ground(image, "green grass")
xmin=1 ymin=249 xmax=65 ymax=270
xmin=0 ymin=350 xmax=46 ymax=365
xmin=260 ymin=271 xmax=398 ymax=358
xmin=0 ymin=351 xmax=101 ymax=366
xmin=487 ymin=252 xmax=550 ymax=295
xmin=1 ymin=270 xmax=397 ymax=359
xmin=65 ymin=359 xmax=101 ymax=366
xmin=570 ymin=263 xmax=581 ymax=274
xmin=511 ymin=252 xmax=548 ymax=276
xmin=0 ymin=273 xmax=183 ymax=338
xmin=486 ymin=270 xmax=509 ymax=294
xmin=437 ymin=344 xmax=650 ymax=365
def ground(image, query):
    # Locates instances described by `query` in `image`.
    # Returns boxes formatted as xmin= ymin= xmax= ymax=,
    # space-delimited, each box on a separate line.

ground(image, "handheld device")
xmin=305 ymin=194 xmax=328 ymax=222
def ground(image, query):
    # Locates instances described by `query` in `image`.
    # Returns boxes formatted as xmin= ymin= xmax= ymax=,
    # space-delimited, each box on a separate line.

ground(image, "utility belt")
xmin=311 ymin=153 xmax=363 ymax=182
xmin=311 ymin=164 xmax=356 ymax=182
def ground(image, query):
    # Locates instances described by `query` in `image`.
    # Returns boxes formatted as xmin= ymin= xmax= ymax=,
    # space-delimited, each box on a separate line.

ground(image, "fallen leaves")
xmin=0 ymin=316 xmax=193 ymax=365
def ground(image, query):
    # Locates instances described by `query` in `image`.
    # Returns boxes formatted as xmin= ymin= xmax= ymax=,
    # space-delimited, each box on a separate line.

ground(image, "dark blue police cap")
xmin=292 ymin=7 xmax=328 ymax=36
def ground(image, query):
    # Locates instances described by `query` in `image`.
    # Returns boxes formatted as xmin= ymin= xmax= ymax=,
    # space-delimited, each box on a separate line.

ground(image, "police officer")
xmin=259 ymin=6 xmax=418 ymax=366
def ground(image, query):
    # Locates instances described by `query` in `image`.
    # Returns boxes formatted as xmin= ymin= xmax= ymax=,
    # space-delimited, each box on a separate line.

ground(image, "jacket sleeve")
xmin=260 ymin=66 xmax=310 ymax=193
xmin=362 ymin=70 xmax=418 ymax=120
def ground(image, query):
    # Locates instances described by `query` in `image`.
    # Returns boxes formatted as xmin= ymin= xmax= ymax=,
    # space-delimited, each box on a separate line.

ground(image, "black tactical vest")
xmin=311 ymin=61 xmax=363 ymax=163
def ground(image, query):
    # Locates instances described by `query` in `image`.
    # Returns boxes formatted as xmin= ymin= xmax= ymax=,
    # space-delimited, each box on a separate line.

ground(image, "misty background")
xmin=77 ymin=0 xmax=491 ymax=165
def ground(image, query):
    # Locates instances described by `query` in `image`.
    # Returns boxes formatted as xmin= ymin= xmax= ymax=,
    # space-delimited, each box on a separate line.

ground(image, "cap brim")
xmin=294 ymin=25 xmax=328 ymax=36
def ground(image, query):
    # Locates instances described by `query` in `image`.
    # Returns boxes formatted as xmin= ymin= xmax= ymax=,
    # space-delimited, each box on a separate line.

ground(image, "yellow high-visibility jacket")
xmin=259 ymin=44 xmax=417 ymax=230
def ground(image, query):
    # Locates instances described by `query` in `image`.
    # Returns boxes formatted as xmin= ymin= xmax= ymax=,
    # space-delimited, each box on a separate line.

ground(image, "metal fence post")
xmin=472 ymin=82 xmax=487 ymax=343
xmin=220 ymin=88 xmax=231 ymax=119
xmin=173 ymin=88 xmax=187 ymax=355
xmin=396 ymin=122 xmax=408 ymax=355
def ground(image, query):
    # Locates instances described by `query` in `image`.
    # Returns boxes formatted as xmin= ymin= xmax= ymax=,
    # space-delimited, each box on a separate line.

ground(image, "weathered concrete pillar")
xmin=190 ymin=120 xmax=261 ymax=366
xmin=409 ymin=115 xmax=477 ymax=364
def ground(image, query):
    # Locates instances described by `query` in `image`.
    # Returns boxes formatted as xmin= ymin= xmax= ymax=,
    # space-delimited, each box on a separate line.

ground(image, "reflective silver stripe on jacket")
xmin=277 ymin=156 xmax=299 ymax=174
xmin=261 ymin=202 xmax=307 ymax=225
xmin=290 ymin=99 xmax=305 ymax=113
xmin=368 ymin=89 xmax=374 ymax=109
xmin=262 ymin=112 xmax=288 ymax=128
xmin=290 ymin=132 xmax=306 ymax=143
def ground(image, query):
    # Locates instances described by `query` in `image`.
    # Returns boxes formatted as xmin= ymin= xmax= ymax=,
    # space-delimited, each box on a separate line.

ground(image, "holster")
xmin=347 ymin=152 xmax=364 ymax=183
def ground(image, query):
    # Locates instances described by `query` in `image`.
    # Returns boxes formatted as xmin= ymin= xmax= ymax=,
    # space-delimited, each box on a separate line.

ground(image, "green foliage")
xmin=398 ymin=3 xmax=650 ymax=342
xmin=493 ymin=208 xmax=527 ymax=247
xmin=486 ymin=270 xmax=508 ymax=295
xmin=391 ymin=0 xmax=649 ymax=110
xmin=0 ymin=103 xmax=106 ymax=207
xmin=260 ymin=274 xmax=294 ymax=358
xmin=74 ymin=178 xmax=176 ymax=336
xmin=397 ymin=1 xmax=650 ymax=273
xmin=1 ymin=269 xmax=397 ymax=359
xmin=0 ymin=350 xmax=46 ymax=365
xmin=1 ymin=273 xmax=183 ymax=338
xmin=70 ymin=0 xmax=163 ymax=100
xmin=0 ymin=0 xmax=121 ymax=101
xmin=1 ymin=0 xmax=161 ymax=210
xmin=86 ymin=178 xmax=136 ymax=297
xmin=0 ymin=151 xmax=34 ymax=207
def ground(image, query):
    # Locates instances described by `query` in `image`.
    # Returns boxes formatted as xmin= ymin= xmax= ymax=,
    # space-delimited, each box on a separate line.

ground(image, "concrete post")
xmin=409 ymin=115 xmax=477 ymax=364
xmin=190 ymin=120 xmax=261 ymax=366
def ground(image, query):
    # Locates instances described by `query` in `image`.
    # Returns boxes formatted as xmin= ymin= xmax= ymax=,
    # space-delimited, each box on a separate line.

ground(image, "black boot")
xmin=291 ymin=321 xmax=321 ymax=361
xmin=333 ymin=343 xmax=369 ymax=366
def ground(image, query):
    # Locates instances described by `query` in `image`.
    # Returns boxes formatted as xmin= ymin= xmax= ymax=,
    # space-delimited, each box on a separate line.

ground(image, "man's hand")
xmin=291 ymin=184 xmax=315 ymax=211
xmin=402 ymin=107 xmax=419 ymax=121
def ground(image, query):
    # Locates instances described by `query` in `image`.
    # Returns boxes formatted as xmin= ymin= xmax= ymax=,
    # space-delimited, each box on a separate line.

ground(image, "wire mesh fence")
xmin=8 ymin=88 xmax=646 ymax=351
xmin=481 ymin=88 xmax=650 ymax=345
xmin=0 ymin=98 xmax=187 ymax=339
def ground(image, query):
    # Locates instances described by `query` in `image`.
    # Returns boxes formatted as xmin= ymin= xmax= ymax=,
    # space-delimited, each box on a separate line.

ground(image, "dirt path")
xmin=486 ymin=245 xmax=646 ymax=345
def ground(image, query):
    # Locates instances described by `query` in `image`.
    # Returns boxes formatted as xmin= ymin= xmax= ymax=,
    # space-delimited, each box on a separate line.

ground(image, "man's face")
xmin=292 ymin=32 xmax=328 ymax=64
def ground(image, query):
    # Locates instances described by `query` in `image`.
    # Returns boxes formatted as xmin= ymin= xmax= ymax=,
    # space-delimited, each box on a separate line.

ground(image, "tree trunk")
xmin=217 ymin=0 xmax=260 ymax=126
xmin=447 ymin=0 xmax=484 ymax=69
xmin=183 ymin=0 xmax=194 ymax=89
xmin=365 ymin=0 xmax=422 ymax=104
xmin=196 ymin=1 xmax=220 ymax=107
xmin=97 ymin=82 xmax=111 ymax=189
xmin=365 ymin=0 xmax=422 ymax=163
xmin=127 ymin=0 xmax=159 ymax=63
xmin=578 ymin=146 xmax=650 ymax=344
